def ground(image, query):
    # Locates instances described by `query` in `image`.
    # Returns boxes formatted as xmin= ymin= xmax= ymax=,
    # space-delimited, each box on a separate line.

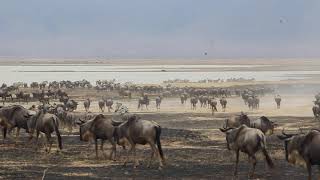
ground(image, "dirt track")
xmin=0 ymin=93 xmax=319 ymax=179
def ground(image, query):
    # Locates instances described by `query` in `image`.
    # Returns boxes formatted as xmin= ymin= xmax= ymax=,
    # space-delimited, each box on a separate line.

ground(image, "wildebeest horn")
xmin=219 ymin=127 xmax=233 ymax=133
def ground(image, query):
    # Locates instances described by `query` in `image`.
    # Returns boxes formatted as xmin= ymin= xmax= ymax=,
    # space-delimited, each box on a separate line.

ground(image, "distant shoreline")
xmin=0 ymin=58 xmax=319 ymax=66
xmin=0 ymin=58 xmax=319 ymax=72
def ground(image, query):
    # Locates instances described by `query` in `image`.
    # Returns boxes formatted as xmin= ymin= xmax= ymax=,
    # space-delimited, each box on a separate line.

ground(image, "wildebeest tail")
xmin=53 ymin=117 xmax=62 ymax=150
xmin=259 ymin=135 xmax=274 ymax=168
xmin=3 ymin=127 xmax=7 ymax=139
xmin=113 ymin=128 xmax=119 ymax=144
xmin=155 ymin=126 xmax=164 ymax=161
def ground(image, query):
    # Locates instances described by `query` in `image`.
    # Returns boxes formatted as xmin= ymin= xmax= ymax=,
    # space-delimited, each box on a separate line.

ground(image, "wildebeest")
xmin=60 ymin=111 xmax=93 ymax=133
xmin=65 ymin=99 xmax=78 ymax=111
xmin=220 ymin=125 xmax=274 ymax=177
xmin=219 ymin=97 xmax=227 ymax=112
xmin=208 ymin=98 xmax=218 ymax=115
xmin=83 ymin=98 xmax=91 ymax=112
xmin=28 ymin=110 xmax=62 ymax=152
xmin=274 ymin=95 xmax=281 ymax=109
xmin=105 ymin=99 xmax=114 ymax=112
xmin=199 ymin=95 xmax=208 ymax=108
xmin=278 ymin=129 xmax=320 ymax=180
xmin=250 ymin=116 xmax=277 ymax=135
xmin=190 ymin=97 xmax=198 ymax=110
xmin=138 ymin=95 xmax=149 ymax=110
xmin=16 ymin=91 xmax=31 ymax=104
xmin=155 ymin=96 xmax=162 ymax=110
xmin=248 ymin=96 xmax=260 ymax=110
xmin=77 ymin=114 xmax=118 ymax=160
xmin=180 ymin=93 xmax=188 ymax=104
xmin=98 ymin=99 xmax=105 ymax=112
xmin=0 ymin=105 xmax=32 ymax=140
xmin=312 ymin=103 xmax=320 ymax=119
xmin=0 ymin=89 xmax=13 ymax=104
xmin=119 ymin=90 xmax=132 ymax=99
xmin=224 ymin=112 xmax=251 ymax=128
xmin=115 ymin=114 xmax=165 ymax=170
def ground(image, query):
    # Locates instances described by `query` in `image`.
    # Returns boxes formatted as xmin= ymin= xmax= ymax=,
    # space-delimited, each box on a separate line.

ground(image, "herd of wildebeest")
xmin=1 ymin=79 xmax=320 ymax=179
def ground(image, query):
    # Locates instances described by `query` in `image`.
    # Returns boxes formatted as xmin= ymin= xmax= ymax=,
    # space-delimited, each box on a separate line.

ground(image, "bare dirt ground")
xmin=0 ymin=90 xmax=319 ymax=179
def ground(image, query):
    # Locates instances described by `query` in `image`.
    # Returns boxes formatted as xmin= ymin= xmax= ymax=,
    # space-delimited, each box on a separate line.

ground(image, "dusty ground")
xmin=0 ymin=90 xmax=319 ymax=179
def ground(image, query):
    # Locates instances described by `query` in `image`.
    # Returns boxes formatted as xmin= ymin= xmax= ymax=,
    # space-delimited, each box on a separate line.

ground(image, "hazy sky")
xmin=0 ymin=0 xmax=319 ymax=59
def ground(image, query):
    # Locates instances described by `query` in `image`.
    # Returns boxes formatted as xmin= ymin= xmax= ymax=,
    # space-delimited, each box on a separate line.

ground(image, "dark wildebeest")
xmin=312 ymin=103 xmax=320 ymax=119
xmin=219 ymin=97 xmax=227 ymax=112
xmin=83 ymin=98 xmax=91 ymax=112
xmin=155 ymin=96 xmax=162 ymax=110
xmin=0 ymin=89 xmax=13 ymax=105
xmin=274 ymin=95 xmax=281 ymax=109
xmin=115 ymin=114 xmax=165 ymax=170
xmin=16 ymin=91 xmax=31 ymax=104
xmin=199 ymin=95 xmax=208 ymax=108
xmin=190 ymin=97 xmax=198 ymax=110
xmin=65 ymin=99 xmax=78 ymax=111
xmin=0 ymin=105 xmax=32 ymax=140
xmin=105 ymin=99 xmax=114 ymax=112
xmin=138 ymin=95 xmax=150 ymax=110
xmin=208 ymin=98 xmax=218 ymax=115
xmin=180 ymin=93 xmax=188 ymax=104
xmin=253 ymin=96 xmax=260 ymax=109
xmin=77 ymin=114 xmax=118 ymax=160
xmin=247 ymin=96 xmax=259 ymax=110
xmin=278 ymin=129 xmax=320 ymax=180
xmin=28 ymin=110 xmax=62 ymax=152
xmin=220 ymin=125 xmax=274 ymax=177
xmin=224 ymin=112 xmax=251 ymax=128
xmin=61 ymin=111 xmax=93 ymax=133
xmin=250 ymin=116 xmax=277 ymax=135
xmin=98 ymin=99 xmax=105 ymax=112
xmin=119 ymin=90 xmax=132 ymax=99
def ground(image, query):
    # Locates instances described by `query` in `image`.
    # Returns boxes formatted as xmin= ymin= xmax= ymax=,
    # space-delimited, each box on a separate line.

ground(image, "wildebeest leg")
xmin=249 ymin=155 xmax=257 ymax=178
xmin=95 ymin=139 xmax=99 ymax=159
xmin=154 ymin=142 xmax=164 ymax=170
xmin=132 ymin=145 xmax=139 ymax=168
xmin=306 ymin=162 xmax=312 ymax=180
xmin=109 ymin=139 xmax=116 ymax=161
xmin=35 ymin=130 xmax=40 ymax=150
xmin=124 ymin=143 xmax=134 ymax=166
xmin=45 ymin=133 xmax=52 ymax=153
xmin=68 ymin=124 xmax=72 ymax=134
xmin=147 ymin=143 xmax=155 ymax=168
xmin=15 ymin=127 xmax=20 ymax=143
xmin=100 ymin=140 xmax=104 ymax=151
xmin=234 ymin=150 xmax=239 ymax=176
xmin=100 ymin=140 xmax=107 ymax=159
xmin=2 ymin=127 xmax=7 ymax=142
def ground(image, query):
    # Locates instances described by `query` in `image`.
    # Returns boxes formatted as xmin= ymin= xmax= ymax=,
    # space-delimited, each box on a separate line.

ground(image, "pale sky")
xmin=0 ymin=0 xmax=319 ymax=59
